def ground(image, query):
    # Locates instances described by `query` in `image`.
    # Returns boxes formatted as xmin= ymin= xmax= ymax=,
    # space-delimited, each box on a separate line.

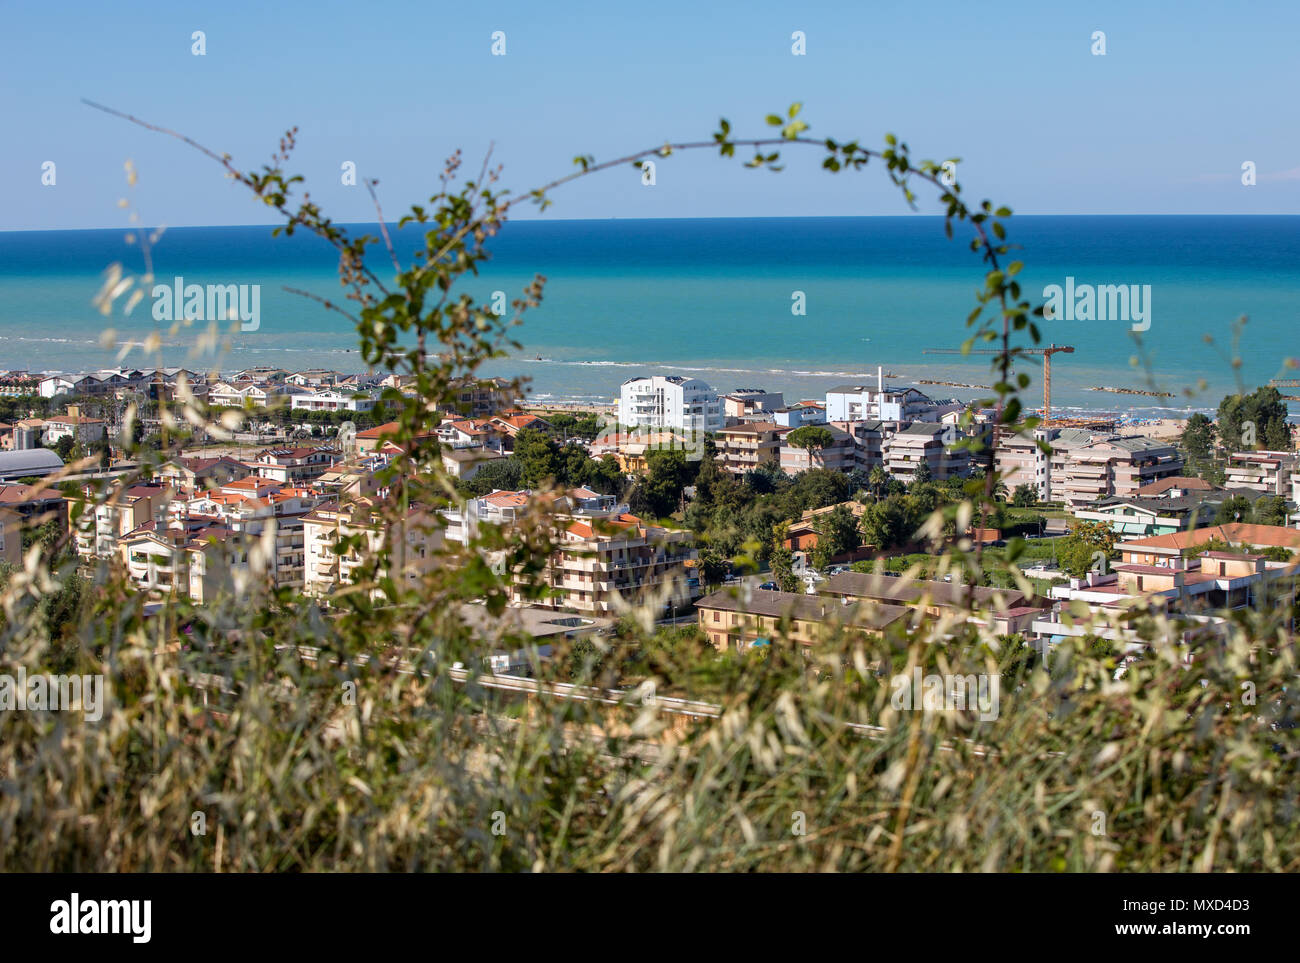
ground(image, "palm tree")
xmin=868 ymin=466 xmax=888 ymax=498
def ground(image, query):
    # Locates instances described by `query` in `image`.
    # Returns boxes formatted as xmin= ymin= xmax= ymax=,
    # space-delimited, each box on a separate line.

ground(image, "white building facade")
xmin=618 ymin=376 xmax=723 ymax=434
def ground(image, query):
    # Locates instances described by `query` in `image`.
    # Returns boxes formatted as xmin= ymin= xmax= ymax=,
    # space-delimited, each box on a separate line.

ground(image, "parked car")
xmin=758 ymin=581 xmax=778 ymax=591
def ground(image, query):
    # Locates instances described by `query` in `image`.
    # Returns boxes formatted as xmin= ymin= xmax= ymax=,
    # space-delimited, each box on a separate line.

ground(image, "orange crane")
xmin=921 ymin=344 xmax=1075 ymax=427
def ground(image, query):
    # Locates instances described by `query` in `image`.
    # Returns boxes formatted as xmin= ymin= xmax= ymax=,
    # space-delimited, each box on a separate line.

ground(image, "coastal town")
xmin=1 ymin=361 xmax=1296 ymax=675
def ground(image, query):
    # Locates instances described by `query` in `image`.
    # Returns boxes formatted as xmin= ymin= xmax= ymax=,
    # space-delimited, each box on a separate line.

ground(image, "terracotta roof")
xmin=356 ymin=421 xmax=400 ymax=439
xmin=696 ymin=588 xmax=910 ymax=632
xmin=1120 ymin=523 xmax=1300 ymax=553
xmin=1136 ymin=476 xmax=1214 ymax=495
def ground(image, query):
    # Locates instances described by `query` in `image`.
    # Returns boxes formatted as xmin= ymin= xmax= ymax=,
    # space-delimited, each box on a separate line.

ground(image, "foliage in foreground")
xmin=0 ymin=104 xmax=1296 ymax=872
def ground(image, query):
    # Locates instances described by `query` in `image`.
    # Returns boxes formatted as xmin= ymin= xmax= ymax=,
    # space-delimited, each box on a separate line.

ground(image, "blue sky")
xmin=3 ymin=0 xmax=1298 ymax=230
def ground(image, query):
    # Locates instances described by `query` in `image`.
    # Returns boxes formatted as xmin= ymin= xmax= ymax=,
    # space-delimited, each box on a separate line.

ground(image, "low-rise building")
xmin=696 ymin=587 xmax=910 ymax=652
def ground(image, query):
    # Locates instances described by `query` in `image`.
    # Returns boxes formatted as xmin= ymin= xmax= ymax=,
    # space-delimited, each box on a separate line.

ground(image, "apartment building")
xmin=1224 ymin=450 xmax=1297 ymax=496
xmin=618 ymin=375 xmax=723 ymax=434
xmin=442 ymin=487 xmax=624 ymax=547
xmin=180 ymin=485 xmax=323 ymax=589
xmin=302 ymin=497 xmax=442 ymax=599
xmin=248 ymin=446 xmax=342 ymax=485
xmin=290 ymin=389 xmax=376 ymax=413
xmin=995 ymin=427 xmax=1053 ymax=499
xmin=780 ymin=423 xmax=857 ymax=474
xmin=445 ymin=376 xmax=519 ymax=419
xmin=1058 ymin=436 xmax=1184 ymax=510
xmin=696 ymin=588 xmax=909 ymax=652
xmin=826 ymin=377 xmax=936 ymax=423
xmin=529 ymin=514 xmax=695 ymax=617
xmin=43 ymin=413 xmax=106 ymax=446
xmin=715 ymin=422 xmax=787 ymax=474
xmin=74 ymin=483 xmax=171 ymax=558
xmin=722 ymin=389 xmax=785 ymax=421
xmin=156 ymin=455 xmax=249 ymax=491
xmin=119 ymin=517 xmax=229 ymax=597
xmin=436 ymin=417 xmax=504 ymax=451
xmin=772 ymin=401 xmax=828 ymax=428
xmin=1030 ymin=524 xmax=1300 ymax=646
xmin=833 ymin=419 xmax=888 ymax=472
xmin=885 ymin=423 xmax=970 ymax=482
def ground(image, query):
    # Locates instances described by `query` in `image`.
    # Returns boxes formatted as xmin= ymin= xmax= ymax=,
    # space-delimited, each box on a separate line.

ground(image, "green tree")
xmin=1254 ymin=495 xmax=1289 ymax=527
xmin=1180 ymin=412 xmax=1217 ymax=461
xmin=1011 ymin=483 xmax=1037 ymax=508
xmin=697 ymin=549 xmax=728 ymax=590
xmin=1214 ymin=494 xmax=1255 ymax=525
xmin=811 ymin=503 xmax=862 ymax=569
xmin=860 ymin=497 xmax=913 ymax=551
xmin=514 ymin=427 xmax=562 ymax=488
xmin=786 ymin=425 xmax=834 ymax=451
xmin=1057 ymin=519 xmax=1118 ymax=578
xmin=1217 ymin=387 xmax=1290 ymax=452
xmin=769 ymin=546 xmax=799 ymax=593
xmin=868 ymin=466 xmax=889 ymax=498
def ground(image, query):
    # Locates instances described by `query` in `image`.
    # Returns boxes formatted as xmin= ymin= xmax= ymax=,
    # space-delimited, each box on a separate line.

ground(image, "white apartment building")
xmin=618 ymin=376 xmax=723 ymax=434
xmin=1225 ymin=451 xmax=1297 ymax=496
xmin=291 ymin=389 xmax=377 ymax=413
xmin=826 ymin=370 xmax=937 ymax=423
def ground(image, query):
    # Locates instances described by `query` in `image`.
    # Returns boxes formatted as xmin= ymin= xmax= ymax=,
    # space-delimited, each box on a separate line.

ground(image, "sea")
xmin=1 ymin=215 xmax=1296 ymax=420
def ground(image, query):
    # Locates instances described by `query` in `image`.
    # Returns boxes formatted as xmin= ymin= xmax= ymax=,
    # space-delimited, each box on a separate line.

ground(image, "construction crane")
xmin=921 ymin=343 xmax=1075 ymax=427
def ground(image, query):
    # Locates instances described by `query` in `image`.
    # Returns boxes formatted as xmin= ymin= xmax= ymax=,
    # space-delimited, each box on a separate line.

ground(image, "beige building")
xmin=74 ymin=483 xmax=172 ymax=558
xmin=695 ymin=587 xmax=909 ymax=652
xmin=530 ymin=514 xmax=695 ymax=616
xmin=715 ymin=422 xmax=786 ymax=474
xmin=0 ymin=507 xmax=21 ymax=565
xmin=1059 ymin=436 xmax=1183 ymax=509
xmin=302 ymin=497 xmax=443 ymax=600
xmin=884 ymin=423 xmax=969 ymax=482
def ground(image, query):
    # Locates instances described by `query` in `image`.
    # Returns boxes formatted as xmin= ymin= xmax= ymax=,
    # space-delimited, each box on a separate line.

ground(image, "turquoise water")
xmin=0 ymin=216 xmax=1296 ymax=416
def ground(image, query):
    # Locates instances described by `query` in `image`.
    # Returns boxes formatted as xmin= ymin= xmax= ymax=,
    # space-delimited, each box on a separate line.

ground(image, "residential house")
xmin=696 ymin=587 xmax=910 ymax=652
